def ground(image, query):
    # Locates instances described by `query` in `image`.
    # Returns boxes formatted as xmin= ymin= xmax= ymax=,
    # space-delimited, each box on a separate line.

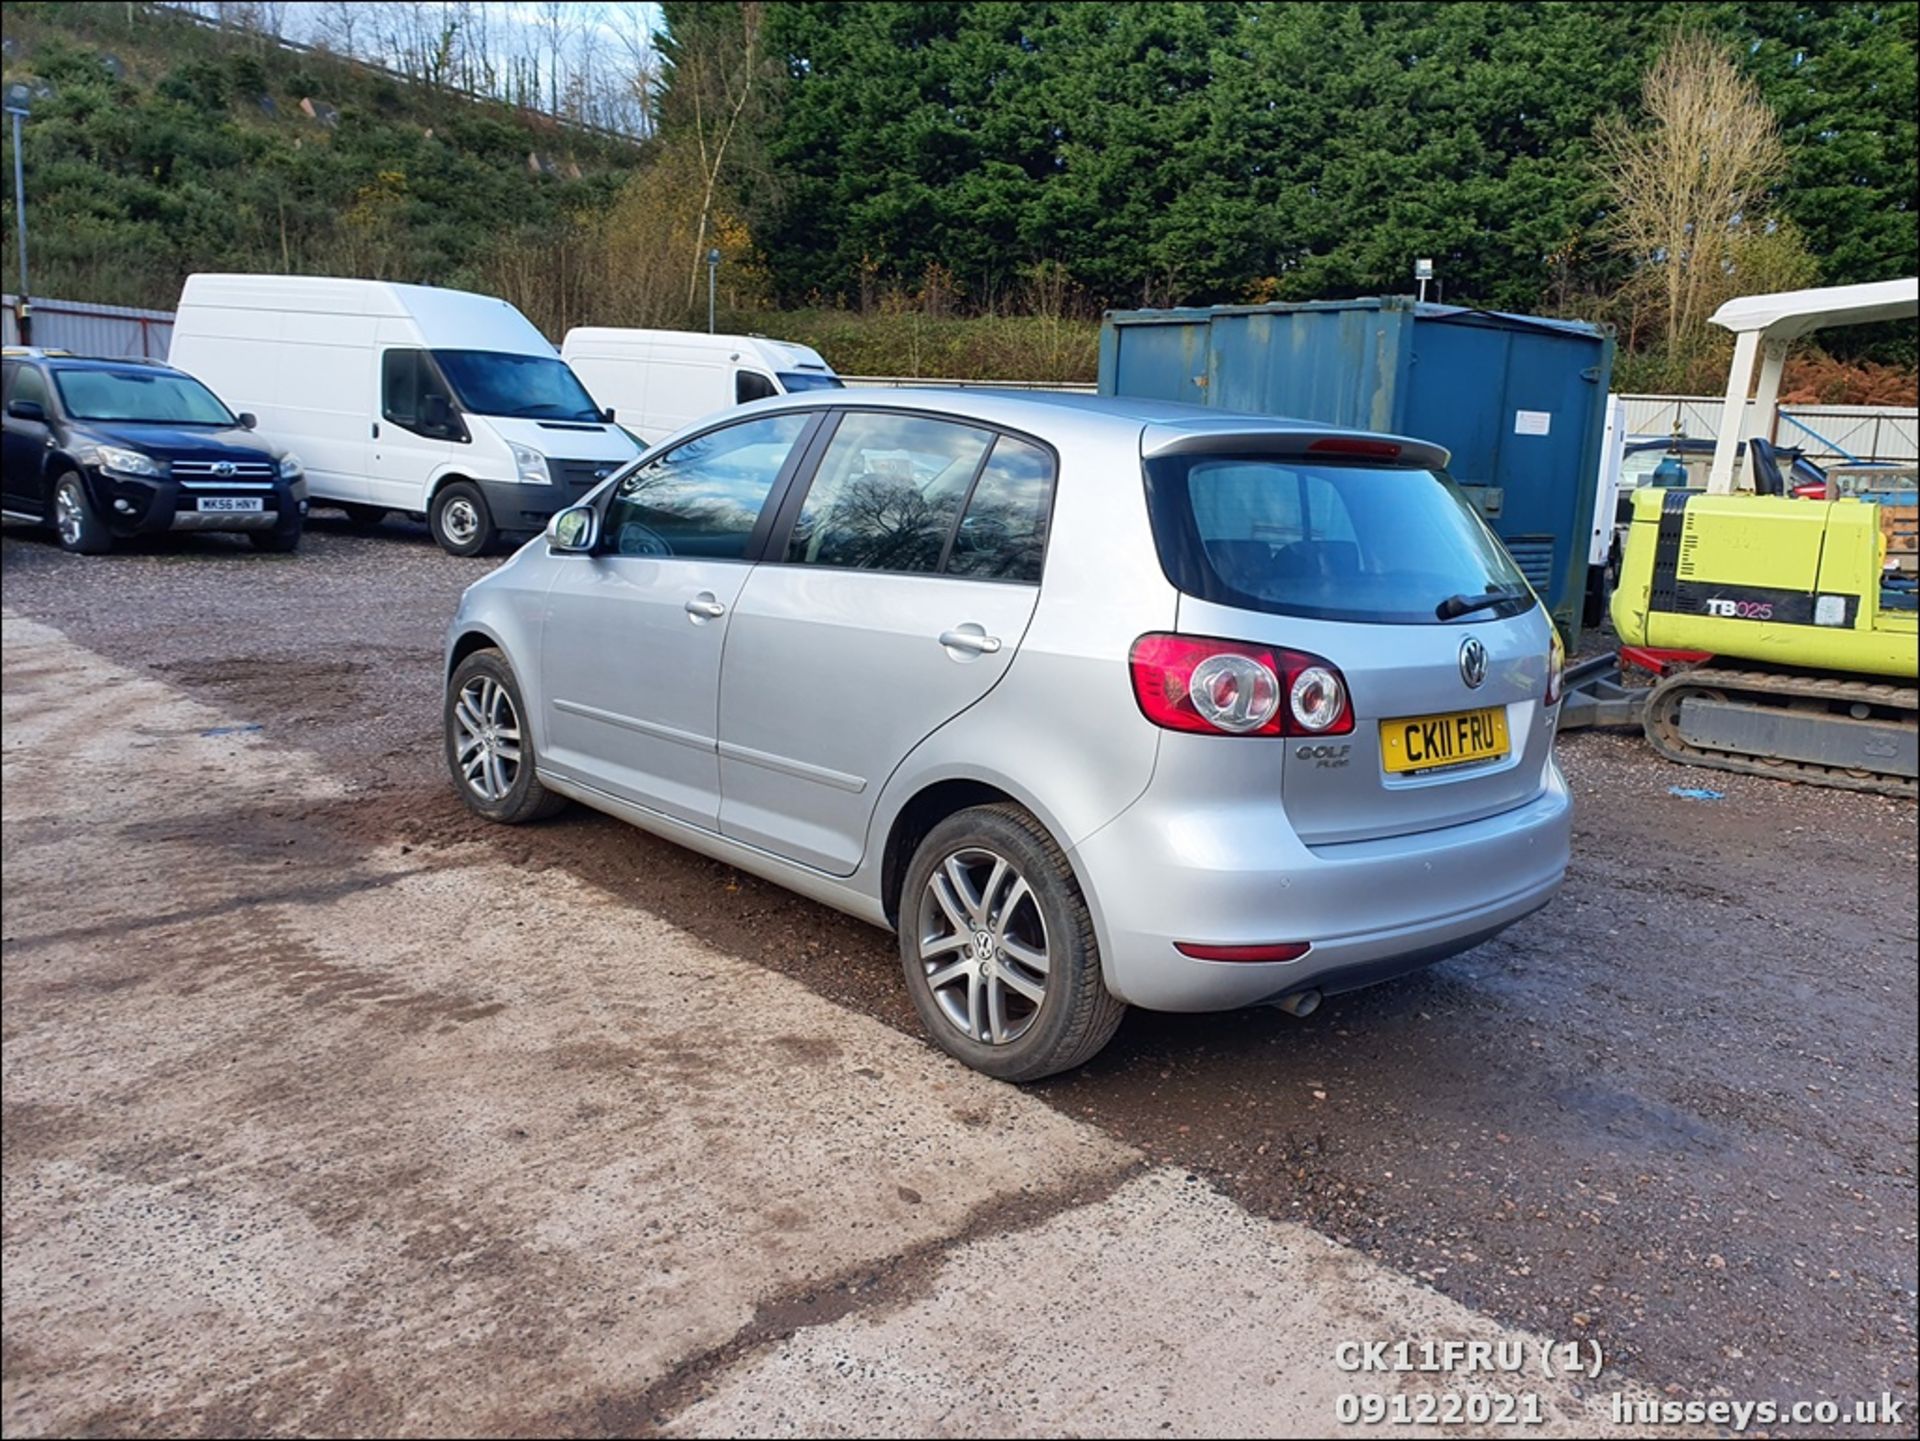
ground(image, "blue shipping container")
xmin=1098 ymin=296 xmax=1616 ymax=641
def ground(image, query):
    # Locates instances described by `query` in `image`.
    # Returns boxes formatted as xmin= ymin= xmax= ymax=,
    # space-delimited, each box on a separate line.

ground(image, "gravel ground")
xmin=3 ymin=513 xmax=1915 ymax=1426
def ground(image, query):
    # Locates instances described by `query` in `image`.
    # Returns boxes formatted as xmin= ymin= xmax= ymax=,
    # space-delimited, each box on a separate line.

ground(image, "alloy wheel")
xmin=55 ymin=482 xmax=85 ymax=548
xmin=454 ymin=674 xmax=522 ymax=802
xmin=916 ymin=847 xmax=1050 ymax=1045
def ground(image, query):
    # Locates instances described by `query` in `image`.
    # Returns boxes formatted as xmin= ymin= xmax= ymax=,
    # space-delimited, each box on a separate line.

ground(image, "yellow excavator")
xmin=1595 ymin=280 xmax=1918 ymax=798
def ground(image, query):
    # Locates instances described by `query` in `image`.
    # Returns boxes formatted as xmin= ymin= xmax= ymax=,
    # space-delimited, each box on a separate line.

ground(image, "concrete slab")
xmin=665 ymin=1169 xmax=1648 ymax=1438
xmin=0 ymin=613 xmax=1129 ymax=1436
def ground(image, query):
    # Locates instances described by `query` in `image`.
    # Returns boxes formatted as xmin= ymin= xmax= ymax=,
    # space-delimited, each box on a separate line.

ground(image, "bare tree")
xmin=531 ymin=0 xmax=575 ymax=114
xmin=665 ymin=2 xmax=769 ymax=309
xmin=601 ymin=3 xmax=661 ymax=136
xmin=312 ymin=0 xmax=367 ymax=58
xmin=1596 ymin=32 xmax=1790 ymax=357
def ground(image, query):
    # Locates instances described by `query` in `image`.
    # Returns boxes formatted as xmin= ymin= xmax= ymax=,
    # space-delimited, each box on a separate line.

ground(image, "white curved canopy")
xmin=1710 ymin=278 xmax=1919 ymax=342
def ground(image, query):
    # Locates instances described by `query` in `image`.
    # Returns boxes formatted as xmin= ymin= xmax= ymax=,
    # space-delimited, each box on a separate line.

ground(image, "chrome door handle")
xmin=685 ymin=595 xmax=727 ymax=620
xmin=938 ymin=627 xmax=1002 ymax=655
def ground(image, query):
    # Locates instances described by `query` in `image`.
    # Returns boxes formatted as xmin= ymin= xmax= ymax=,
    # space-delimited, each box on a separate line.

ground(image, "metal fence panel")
xmin=1618 ymin=392 xmax=1916 ymax=463
xmin=841 ymin=375 xmax=1097 ymax=393
xmin=4 ymin=295 xmax=175 ymax=359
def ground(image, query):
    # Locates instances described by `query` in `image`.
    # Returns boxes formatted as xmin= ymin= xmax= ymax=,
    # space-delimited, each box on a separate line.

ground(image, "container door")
xmin=1101 ymin=314 xmax=1213 ymax=405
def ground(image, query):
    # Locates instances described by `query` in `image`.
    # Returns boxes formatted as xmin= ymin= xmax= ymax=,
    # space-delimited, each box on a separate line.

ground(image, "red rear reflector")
xmin=1308 ymin=436 xmax=1402 ymax=460
xmin=1174 ymin=941 xmax=1312 ymax=963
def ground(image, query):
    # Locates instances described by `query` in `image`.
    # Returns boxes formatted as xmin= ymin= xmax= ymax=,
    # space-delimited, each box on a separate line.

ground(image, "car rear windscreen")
xmin=1142 ymin=454 xmax=1534 ymax=625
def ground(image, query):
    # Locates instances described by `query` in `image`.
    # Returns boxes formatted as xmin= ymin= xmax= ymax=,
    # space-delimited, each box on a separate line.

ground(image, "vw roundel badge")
xmin=1459 ymin=636 xmax=1488 ymax=689
xmin=594 ymin=466 xmax=612 ymax=481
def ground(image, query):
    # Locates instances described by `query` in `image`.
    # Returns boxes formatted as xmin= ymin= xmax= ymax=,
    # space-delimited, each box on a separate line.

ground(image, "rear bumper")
xmin=1070 ymin=760 xmax=1572 ymax=1012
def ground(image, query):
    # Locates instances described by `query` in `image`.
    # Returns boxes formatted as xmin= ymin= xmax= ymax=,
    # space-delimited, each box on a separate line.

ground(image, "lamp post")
xmin=5 ymin=83 xmax=31 ymax=346
xmin=706 ymin=248 xmax=720 ymax=334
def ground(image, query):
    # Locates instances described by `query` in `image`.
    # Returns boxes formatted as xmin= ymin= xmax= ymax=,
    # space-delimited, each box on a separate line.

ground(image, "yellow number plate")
xmin=1380 ymin=707 xmax=1510 ymax=774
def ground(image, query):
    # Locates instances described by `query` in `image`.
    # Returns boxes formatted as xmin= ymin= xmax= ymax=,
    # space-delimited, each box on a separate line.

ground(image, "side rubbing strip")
xmin=1649 ymin=491 xmax=1691 ymax=615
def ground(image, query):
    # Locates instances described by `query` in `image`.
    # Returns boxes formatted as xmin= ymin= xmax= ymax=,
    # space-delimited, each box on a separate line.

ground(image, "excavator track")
xmin=1642 ymin=667 xmax=1918 ymax=800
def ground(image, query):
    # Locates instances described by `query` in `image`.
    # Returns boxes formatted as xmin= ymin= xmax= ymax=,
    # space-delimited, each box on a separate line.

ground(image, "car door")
xmin=717 ymin=413 xmax=1058 ymax=875
xmin=537 ymin=409 xmax=819 ymax=829
xmin=367 ymin=346 xmax=454 ymax=510
xmin=1 ymin=364 xmax=56 ymax=512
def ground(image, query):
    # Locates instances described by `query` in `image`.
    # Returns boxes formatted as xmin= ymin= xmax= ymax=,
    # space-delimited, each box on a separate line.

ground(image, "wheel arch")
xmin=427 ymin=470 xmax=478 ymax=507
xmin=875 ymin=774 xmax=1105 ymax=944
xmin=446 ymin=625 xmax=506 ymax=680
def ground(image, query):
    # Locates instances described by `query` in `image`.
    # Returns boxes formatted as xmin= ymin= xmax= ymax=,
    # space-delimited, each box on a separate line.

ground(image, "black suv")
xmin=1 ymin=350 xmax=308 ymax=554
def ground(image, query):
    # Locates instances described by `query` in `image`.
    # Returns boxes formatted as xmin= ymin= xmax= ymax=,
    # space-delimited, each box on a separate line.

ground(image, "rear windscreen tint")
xmin=1143 ymin=455 xmax=1534 ymax=625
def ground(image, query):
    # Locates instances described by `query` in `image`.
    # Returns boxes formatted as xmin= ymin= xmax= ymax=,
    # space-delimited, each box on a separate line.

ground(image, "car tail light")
xmin=1546 ymin=628 xmax=1566 ymax=707
xmin=1129 ymin=634 xmax=1353 ymax=737
xmin=1174 ymin=941 xmax=1312 ymax=963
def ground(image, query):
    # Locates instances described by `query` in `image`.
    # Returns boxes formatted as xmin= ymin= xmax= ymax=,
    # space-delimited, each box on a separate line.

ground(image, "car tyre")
xmin=249 ymin=511 xmax=303 ymax=553
xmin=899 ymin=803 xmax=1126 ymax=1082
xmin=51 ymin=472 xmax=112 ymax=555
xmin=445 ymin=648 xmax=567 ymax=824
xmin=431 ymin=481 xmax=496 ymax=557
xmin=339 ymin=502 xmax=387 ymax=530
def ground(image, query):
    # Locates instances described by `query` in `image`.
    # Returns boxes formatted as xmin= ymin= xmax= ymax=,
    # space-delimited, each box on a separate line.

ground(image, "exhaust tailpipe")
xmin=1275 ymin=990 xmax=1321 ymax=1018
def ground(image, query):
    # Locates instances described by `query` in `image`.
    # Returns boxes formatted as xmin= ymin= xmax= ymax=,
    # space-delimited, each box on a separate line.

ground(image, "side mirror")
xmin=546 ymin=504 xmax=598 ymax=554
xmin=237 ymin=411 xmax=258 ymax=430
xmin=601 ymin=406 xmax=616 ymax=425
xmin=422 ymin=393 xmax=454 ymax=432
xmin=7 ymin=399 xmax=46 ymax=423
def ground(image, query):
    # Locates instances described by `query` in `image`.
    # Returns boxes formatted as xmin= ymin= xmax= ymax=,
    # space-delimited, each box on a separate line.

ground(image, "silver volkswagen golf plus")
xmin=443 ymin=391 xmax=1570 ymax=1080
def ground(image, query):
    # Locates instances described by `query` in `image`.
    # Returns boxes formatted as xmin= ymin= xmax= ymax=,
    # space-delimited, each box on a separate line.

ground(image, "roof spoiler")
xmin=1142 ymin=425 xmax=1451 ymax=471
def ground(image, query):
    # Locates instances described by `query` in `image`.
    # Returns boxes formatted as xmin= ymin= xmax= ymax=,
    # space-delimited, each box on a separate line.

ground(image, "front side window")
xmin=735 ymin=370 xmax=779 ymax=404
xmin=602 ymin=411 xmax=809 ymax=559
xmin=433 ymin=349 xmax=601 ymax=422
xmin=52 ymin=367 xmax=231 ymax=425
xmin=382 ymin=349 xmax=458 ymax=436
xmin=1143 ymin=455 xmax=1533 ymax=624
xmin=945 ymin=435 xmax=1056 ymax=583
xmin=9 ymin=363 xmax=50 ymax=412
xmin=785 ymin=411 xmax=993 ymax=573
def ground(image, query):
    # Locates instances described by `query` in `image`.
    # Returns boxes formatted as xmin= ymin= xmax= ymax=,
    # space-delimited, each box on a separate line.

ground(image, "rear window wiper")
xmin=1436 ymin=588 xmax=1532 ymax=620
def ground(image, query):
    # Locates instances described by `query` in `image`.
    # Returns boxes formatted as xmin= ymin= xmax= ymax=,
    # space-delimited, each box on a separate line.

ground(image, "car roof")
xmin=42 ymin=355 xmax=179 ymax=371
xmin=741 ymin=387 xmax=1452 ymax=469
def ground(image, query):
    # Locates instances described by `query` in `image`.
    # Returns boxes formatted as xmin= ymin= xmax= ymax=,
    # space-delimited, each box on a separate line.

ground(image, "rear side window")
xmin=1143 ymin=455 xmax=1532 ymax=624
xmin=603 ymin=411 xmax=809 ymax=559
xmin=785 ymin=411 xmax=993 ymax=573
xmin=945 ymin=435 xmax=1055 ymax=583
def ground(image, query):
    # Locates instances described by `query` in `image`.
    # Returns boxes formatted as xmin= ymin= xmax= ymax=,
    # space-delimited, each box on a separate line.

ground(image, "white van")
xmin=560 ymin=328 xmax=842 ymax=442
xmin=169 ymin=276 xmax=641 ymax=554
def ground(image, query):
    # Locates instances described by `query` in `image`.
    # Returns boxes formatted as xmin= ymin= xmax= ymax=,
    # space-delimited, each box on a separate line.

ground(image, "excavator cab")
xmin=1598 ymin=279 xmax=1919 ymax=798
